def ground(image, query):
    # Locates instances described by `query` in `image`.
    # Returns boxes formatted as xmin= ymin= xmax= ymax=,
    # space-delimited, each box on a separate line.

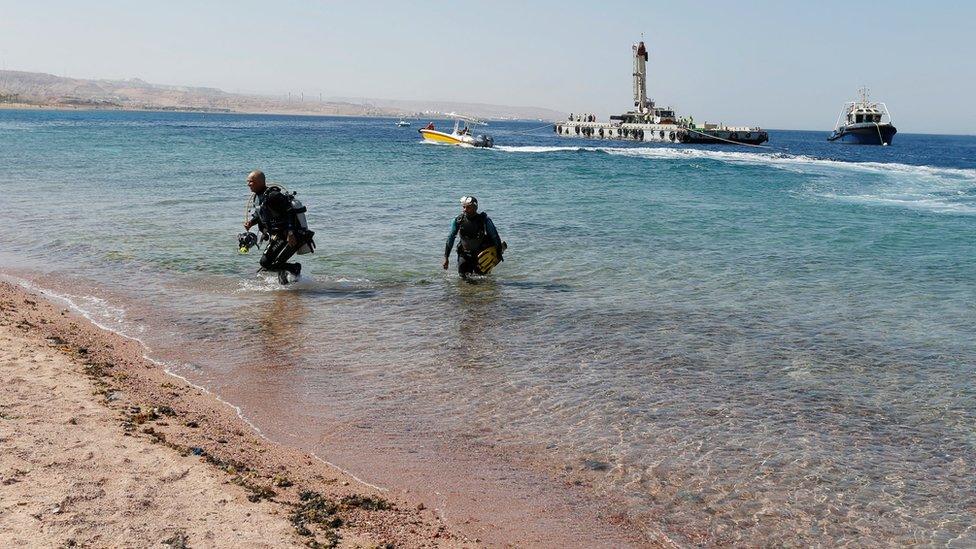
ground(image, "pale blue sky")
xmin=1 ymin=1 xmax=973 ymax=133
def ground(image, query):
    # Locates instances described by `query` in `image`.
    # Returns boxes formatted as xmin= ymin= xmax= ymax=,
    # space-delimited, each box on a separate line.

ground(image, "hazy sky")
xmin=2 ymin=1 xmax=974 ymax=133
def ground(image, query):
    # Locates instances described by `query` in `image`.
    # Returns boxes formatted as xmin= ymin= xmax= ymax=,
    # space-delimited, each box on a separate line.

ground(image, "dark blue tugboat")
xmin=828 ymin=87 xmax=896 ymax=145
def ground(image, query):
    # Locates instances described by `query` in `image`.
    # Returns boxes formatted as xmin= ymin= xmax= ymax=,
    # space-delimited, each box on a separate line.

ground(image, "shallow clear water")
xmin=2 ymin=109 xmax=975 ymax=545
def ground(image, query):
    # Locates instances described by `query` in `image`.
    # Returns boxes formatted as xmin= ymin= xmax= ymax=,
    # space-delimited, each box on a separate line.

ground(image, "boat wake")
xmin=494 ymin=145 xmax=976 ymax=214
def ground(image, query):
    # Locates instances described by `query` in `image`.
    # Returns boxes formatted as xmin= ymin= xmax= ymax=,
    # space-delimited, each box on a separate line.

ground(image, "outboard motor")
xmin=473 ymin=134 xmax=494 ymax=148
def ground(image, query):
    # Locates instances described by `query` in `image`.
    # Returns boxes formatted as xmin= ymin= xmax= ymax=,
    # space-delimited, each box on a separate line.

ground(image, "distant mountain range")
xmin=0 ymin=70 xmax=565 ymax=121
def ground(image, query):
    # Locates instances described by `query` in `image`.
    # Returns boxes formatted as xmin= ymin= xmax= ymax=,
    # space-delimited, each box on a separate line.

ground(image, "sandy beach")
xmin=0 ymin=280 xmax=473 ymax=548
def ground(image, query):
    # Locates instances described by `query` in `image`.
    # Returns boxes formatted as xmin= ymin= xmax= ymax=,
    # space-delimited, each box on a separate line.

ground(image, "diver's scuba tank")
xmin=287 ymin=193 xmax=316 ymax=255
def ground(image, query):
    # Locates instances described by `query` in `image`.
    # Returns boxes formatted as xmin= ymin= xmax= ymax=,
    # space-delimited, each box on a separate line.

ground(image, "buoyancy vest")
xmin=256 ymin=186 xmax=315 ymax=254
xmin=456 ymin=212 xmax=487 ymax=253
xmin=256 ymin=187 xmax=301 ymax=231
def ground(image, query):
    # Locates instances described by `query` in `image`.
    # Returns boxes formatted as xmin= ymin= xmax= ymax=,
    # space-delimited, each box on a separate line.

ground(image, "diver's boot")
xmin=288 ymin=263 xmax=302 ymax=279
xmin=277 ymin=270 xmax=290 ymax=285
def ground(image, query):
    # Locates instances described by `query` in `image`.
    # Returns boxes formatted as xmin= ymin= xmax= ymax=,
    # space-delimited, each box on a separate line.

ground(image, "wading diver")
xmin=442 ymin=196 xmax=506 ymax=278
xmin=242 ymin=170 xmax=315 ymax=285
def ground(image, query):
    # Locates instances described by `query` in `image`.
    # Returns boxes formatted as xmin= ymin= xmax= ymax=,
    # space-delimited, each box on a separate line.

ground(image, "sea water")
xmin=2 ymin=110 xmax=974 ymax=545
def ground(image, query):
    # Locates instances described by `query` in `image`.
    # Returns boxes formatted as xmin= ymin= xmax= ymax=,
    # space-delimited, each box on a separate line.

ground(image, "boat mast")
xmin=858 ymin=86 xmax=870 ymax=106
xmin=633 ymin=39 xmax=649 ymax=113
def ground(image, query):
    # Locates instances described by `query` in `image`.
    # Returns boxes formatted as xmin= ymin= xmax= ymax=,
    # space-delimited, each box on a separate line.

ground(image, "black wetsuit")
xmin=250 ymin=187 xmax=306 ymax=275
xmin=444 ymin=212 xmax=502 ymax=276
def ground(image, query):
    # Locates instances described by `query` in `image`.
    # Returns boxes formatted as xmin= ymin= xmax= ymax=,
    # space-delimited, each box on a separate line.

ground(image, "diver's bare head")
xmin=246 ymin=170 xmax=266 ymax=193
xmin=460 ymin=195 xmax=478 ymax=216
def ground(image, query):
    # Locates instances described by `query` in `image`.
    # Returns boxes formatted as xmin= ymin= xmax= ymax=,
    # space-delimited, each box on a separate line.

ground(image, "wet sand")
xmin=0 ymin=281 xmax=472 ymax=548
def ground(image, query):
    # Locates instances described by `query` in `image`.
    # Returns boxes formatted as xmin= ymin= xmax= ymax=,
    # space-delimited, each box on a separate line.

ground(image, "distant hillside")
xmin=0 ymin=70 xmax=564 ymax=120
xmin=0 ymin=70 xmax=374 ymax=115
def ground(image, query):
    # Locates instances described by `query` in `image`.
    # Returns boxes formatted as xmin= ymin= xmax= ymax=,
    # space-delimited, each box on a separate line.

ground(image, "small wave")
xmin=0 ymin=122 xmax=36 ymax=132
xmin=236 ymin=273 xmax=308 ymax=292
xmin=2 ymin=274 xmax=142 ymax=340
xmin=235 ymin=273 xmax=374 ymax=293
xmin=819 ymin=193 xmax=976 ymax=214
xmin=67 ymin=293 xmax=134 ymax=329
xmin=154 ymin=195 xmax=230 ymax=206
xmin=496 ymin=144 xmax=976 ymax=179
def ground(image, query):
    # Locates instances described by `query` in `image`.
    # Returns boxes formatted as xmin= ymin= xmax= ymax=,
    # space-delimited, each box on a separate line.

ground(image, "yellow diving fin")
xmin=477 ymin=242 xmax=508 ymax=274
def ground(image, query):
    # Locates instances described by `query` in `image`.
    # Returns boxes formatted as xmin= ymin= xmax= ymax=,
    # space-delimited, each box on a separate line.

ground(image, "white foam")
xmin=494 ymin=145 xmax=976 ymax=215
xmin=820 ymin=193 xmax=976 ymax=214
xmin=235 ymin=272 xmax=374 ymax=293
xmin=236 ymin=273 xmax=303 ymax=292
xmin=66 ymin=293 xmax=132 ymax=328
xmin=0 ymin=122 xmax=35 ymax=132
xmin=329 ymin=276 xmax=373 ymax=285
xmin=496 ymin=144 xmax=975 ymax=178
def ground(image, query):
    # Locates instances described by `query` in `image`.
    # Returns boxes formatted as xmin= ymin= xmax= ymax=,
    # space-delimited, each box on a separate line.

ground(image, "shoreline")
xmin=0 ymin=277 xmax=661 ymax=547
xmin=0 ymin=102 xmax=402 ymax=118
xmin=0 ymin=103 xmax=555 ymax=123
xmin=0 ymin=280 xmax=473 ymax=547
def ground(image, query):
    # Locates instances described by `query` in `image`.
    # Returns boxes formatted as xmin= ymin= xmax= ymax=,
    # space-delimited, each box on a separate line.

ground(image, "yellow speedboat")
xmin=418 ymin=114 xmax=494 ymax=148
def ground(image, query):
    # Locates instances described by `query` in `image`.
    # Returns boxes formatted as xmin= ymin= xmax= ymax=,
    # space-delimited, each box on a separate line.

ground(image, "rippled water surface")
xmin=2 ymin=110 xmax=975 ymax=546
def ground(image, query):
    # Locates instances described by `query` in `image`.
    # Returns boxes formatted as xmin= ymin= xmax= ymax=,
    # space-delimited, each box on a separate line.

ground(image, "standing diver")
xmin=442 ymin=196 xmax=505 ymax=278
xmin=242 ymin=170 xmax=315 ymax=285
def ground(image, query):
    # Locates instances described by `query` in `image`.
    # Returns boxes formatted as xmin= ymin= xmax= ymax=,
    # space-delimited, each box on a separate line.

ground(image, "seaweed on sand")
xmin=290 ymin=491 xmax=343 ymax=547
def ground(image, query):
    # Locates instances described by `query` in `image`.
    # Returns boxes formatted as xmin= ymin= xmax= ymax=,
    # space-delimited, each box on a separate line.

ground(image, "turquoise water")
xmin=2 ymin=110 xmax=975 ymax=545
